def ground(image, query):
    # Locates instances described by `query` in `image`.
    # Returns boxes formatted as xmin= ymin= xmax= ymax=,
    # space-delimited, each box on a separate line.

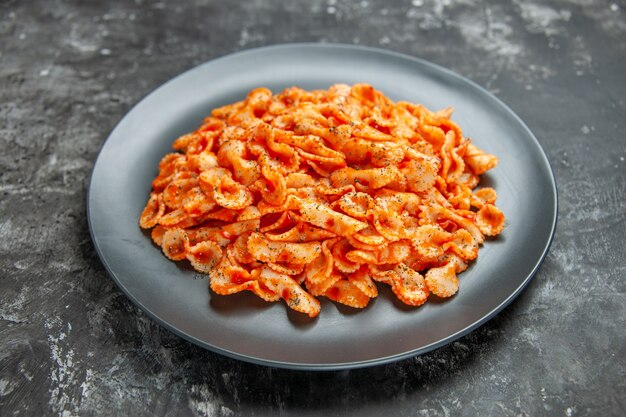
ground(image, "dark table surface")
xmin=1 ymin=0 xmax=624 ymax=416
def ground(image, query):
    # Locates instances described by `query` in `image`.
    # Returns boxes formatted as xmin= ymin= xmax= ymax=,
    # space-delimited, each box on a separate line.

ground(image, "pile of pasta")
xmin=139 ymin=84 xmax=505 ymax=317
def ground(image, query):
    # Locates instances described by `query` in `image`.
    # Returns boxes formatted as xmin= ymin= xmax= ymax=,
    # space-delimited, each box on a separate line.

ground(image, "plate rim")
xmin=87 ymin=43 xmax=558 ymax=370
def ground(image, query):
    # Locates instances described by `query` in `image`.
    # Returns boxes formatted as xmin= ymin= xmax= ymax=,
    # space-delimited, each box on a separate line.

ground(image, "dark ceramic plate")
xmin=87 ymin=44 xmax=557 ymax=370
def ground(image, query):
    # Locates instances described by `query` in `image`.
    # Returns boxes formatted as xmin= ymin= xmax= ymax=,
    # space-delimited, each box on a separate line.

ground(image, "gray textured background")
xmin=1 ymin=0 xmax=625 ymax=416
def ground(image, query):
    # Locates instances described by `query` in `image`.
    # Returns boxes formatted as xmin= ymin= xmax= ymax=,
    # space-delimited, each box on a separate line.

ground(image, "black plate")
xmin=87 ymin=44 xmax=557 ymax=370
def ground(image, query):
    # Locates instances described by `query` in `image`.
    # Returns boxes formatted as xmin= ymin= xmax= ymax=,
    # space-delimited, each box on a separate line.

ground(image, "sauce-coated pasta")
xmin=140 ymin=84 xmax=505 ymax=317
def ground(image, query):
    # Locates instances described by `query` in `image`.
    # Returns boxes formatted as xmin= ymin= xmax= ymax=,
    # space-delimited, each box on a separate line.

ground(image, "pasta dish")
xmin=139 ymin=84 xmax=505 ymax=317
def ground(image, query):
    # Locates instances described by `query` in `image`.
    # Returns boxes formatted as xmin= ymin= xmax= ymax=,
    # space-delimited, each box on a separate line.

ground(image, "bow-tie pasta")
xmin=140 ymin=84 xmax=505 ymax=317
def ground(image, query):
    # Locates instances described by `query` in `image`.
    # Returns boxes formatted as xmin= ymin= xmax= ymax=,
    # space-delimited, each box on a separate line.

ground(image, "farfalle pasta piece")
xmin=370 ymin=264 xmax=430 ymax=307
xmin=140 ymin=192 xmax=165 ymax=229
xmin=323 ymin=279 xmax=371 ymax=309
xmin=158 ymin=208 xmax=190 ymax=227
xmin=337 ymin=192 xmax=375 ymax=220
xmin=411 ymin=224 xmax=479 ymax=262
xmin=182 ymin=187 xmax=215 ymax=216
xmin=213 ymin=176 xmax=253 ymax=210
xmin=237 ymin=206 xmax=261 ymax=221
xmin=345 ymin=240 xmax=411 ymax=266
xmin=299 ymin=199 xmax=368 ymax=237
xmin=185 ymin=240 xmax=223 ymax=273
xmin=402 ymin=154 xmax=440 ymax=193
xmin=416 ymin=123 xmax=446 ymax=151
xmin=424 ymin=255 xmax=466 ymax=298
xmin=347 ymin=235 xmax=385 ymax=252
xmin=150 ymin=225 xmax=167 ymax=247
xmin=209 ymin=257 xmax=279 ymax=302
xmin=476 ymin=204 xmax=506 ymax=236
xmin=411 ymin=225 xmax=448 ymax=262
xmin=315 ymin=180 xmax=355 ymax=197
xmin=259 ymin=211 xmax=294 ymax=233
xmin=257 ymin=266 xmax=321 ymax=317
xmin=140 ymin=84 xmax=505 ymax=317
xmin=378 ymin=241 xmax=412 ymax=264
xmin=217 ymin=139 xmax=260 ymax=186
xmin=258 ymin=162 xmax=288 ymax=206
xmin=305 ymin=271 xmax=342 ymax=297
xmin=371 ymin=208 xmax=405 ymax=242
xmin=202 ymin=207 xmax=240 ymax=222
xmin=330 ymin=166 xmax=403 ymax=190
xmin=464 ymin=143 xmax=498 ymax=175
xmin=351 ymin=226 xmax=387 ymax=246
xmin=187 ymin=151 xmax=219 ymax=172
xmin=344 ymin=249 xmax=377 ymax=265
xmin=420 ymin=204 xmax=485 ymax=244
xmin=229 ymin=233 xmax=256 ymax=265
xmin=265 ymin=222 xmax=336 ymax=242
xmin=188 ymin=219 xmax=260 ymax=246
xmin=152 ymin=153 xmax=187 ymax=191
xmin=285 ymin=172 xmax=316 ymax=188
xmin=349 ymin=265 xmax=378 ymax=298
xmin=161 ymin=228 xmax=189 ymax=261
xmin=471 ymin=187 xmax=497 ymax=208
xmin=248 ymin=121 xmax=300 ymax=174
xmin=267 ymin=262 xmax=306 ymax=276
xmin=443 ymin=229 xmax=479 ymax=260
xmin=276 ymin=131 xmax=345 ymax=164
xmin=447 ymin=185 xmax=472 ymax=211
xmin=163 ymin=178 xmax=198 ymax=209
xmin=332 ymin=239 xmax=361 ymax=273
xmin=199 ymin=169 xmax=252 ymax=210
xmin=257 ymin=194 xmax=301 ymax=215
xmin=247 ymin=232 xmax=321 ymax=264
xmin=304 ymin=238 xmax=337 ymax=285
xmin=440 ymin=131 xmax=466 ymax=183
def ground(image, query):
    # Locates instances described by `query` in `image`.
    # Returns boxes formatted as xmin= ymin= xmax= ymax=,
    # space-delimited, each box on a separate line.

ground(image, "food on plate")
xmin=139 ymin=84 xmax=505 ymax=317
